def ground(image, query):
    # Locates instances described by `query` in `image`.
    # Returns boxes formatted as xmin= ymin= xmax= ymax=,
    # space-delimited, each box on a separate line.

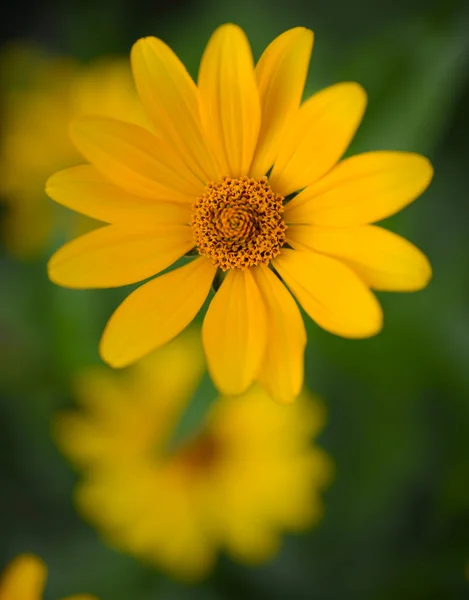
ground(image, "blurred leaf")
xmin=165 ymin=371 xmax=218 ymax=453
xmin=343 ymin=10 xmax=469 ymax=153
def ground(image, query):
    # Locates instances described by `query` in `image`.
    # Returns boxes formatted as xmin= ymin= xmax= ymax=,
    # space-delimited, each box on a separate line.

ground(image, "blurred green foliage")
xmin=1 ymin=0 xmax=469 ymax=598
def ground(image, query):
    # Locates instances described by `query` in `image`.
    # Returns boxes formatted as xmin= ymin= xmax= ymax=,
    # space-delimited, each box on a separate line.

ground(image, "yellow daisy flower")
xmin=0 ymin=45 xmax=146 ymax=258
xmin=0 ymin=553 xmax=96 ymax=600
xmin=46 ymin=25 xmax=433 ymax=403
xmin=54 ymin=330 xmax=332 ymax=580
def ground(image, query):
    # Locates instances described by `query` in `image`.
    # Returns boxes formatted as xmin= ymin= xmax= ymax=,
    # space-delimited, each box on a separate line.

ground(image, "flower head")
xmin=54 ymin=330 xmax=332 ymax=580
xmin=0 ymin=553 xmax=97 ymax=600
xmin=0 ymin=45 xmax=146 ymax=257
xmin=46 ymin=25 xmax=433 ymax=403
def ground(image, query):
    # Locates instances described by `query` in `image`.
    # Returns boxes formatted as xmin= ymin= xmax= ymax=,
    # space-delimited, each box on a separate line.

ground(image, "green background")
xmin=1 ymin=0 xmax=469 ymax=598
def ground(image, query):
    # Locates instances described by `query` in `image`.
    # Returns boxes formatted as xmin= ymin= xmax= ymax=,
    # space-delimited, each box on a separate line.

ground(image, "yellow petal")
xmin=70 ymin=117 xmax=204 ymax=201
xmin=284 ymin=151 xmax=433 ymax=226
xmin=273 ymin=249 xmax=382 ymax=338
xmin=48 ymin=225 xmax=194 ymax=289
xmin=252 ymin=265 xmax=306 ymax=404
xmin=46 ymin=165 xmax=192 ymax=227
xmin=0 ymin=554 xmax=46 ymax=600
xmin=287 ymin=224 xmax=432 ymax=291
xmin=100 ymin=257 xmax=216 ymax=367
xmin=250 ymin=28 xmax=314 ymax=178
xmin=202 ymin=269 xmax=266 ymax=395
xmin=270 ymin=82 xmax=367 ymax=196
xmin=198 ymin=24 xmax=261 ymax=177
xmin=131 ymin=37 xmax=220 ymax=183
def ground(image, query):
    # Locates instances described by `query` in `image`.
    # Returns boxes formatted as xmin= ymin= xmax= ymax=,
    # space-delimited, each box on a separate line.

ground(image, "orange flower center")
xmin=191 ymin=176 xmax=286 ymax=270
xmin=173 ymin=433 xmax=220 ymax=476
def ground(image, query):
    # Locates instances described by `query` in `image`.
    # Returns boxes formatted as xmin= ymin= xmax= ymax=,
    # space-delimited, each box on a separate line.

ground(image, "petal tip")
xmin=284 ymin=25 xmax=314 ymax=39
xmin=271 ymin=389 xmax=299 ymax=405
xmin=423 ymin=257 xmax=433 ymax=285
xmin=296 ymin=26 xmax=314 ymax=45
xmin=131 ymin=36 xmax=159 ymax=54
xmin=359 ymin=294 xmax=384 ymax=338
xmin=328 ymin=81 xmax=367 ymax=113
xmin=98 ymin=351 xmax=121 ymax=370
xmin=208 ymin=23 xmax=250 ymax=48
xmin=217 ymin=22 xmax=244 ymax=34
xmin=47 ymin=248 xmax=95 ymax=290
xmin=417 ymin=154 xmax=434 ymax=187
xmin=98 ymin=334 xmax=129 ymax=370
xmin=337 ymin=288 xmax=384 ymax=339
xmin=214 ymin=379 xmax=251 ymax=398
xmin=47 ymin=255 xmax=64 ymax=287
xmin=348 ymin=81 xmax=368 ymax=108
xmin=290 ymin=26 xmax=314 ymax=56
xmin=413 ymin=253 xmax=433 ymax=291
xmin=45 ymin=173 xmax=58 ymax=197
xmin=202 ymin=330 xmax=253 ymax=398
xmin=360 ymin=306 xmax=384 ymax=339
xmin=45 ymin=167 xmax=74 ymax=197
xmin=396 ymin=152 xmax=434 ymax=199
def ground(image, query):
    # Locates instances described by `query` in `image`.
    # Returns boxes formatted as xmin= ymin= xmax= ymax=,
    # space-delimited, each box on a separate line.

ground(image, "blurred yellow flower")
xmin=54 ymin=330 xmax=332 ymax=580
xmin=0 ymin=45 xmax=146 ymax=258
xmin=46 ymin=24 xmax=433 ymax=403
xmin=0 ymin=553 xmax=97 ymax=600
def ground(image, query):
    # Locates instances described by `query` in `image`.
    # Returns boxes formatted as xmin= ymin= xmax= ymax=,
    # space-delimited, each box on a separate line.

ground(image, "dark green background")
xmin=1 ymin=0 xmax=469 ymax=598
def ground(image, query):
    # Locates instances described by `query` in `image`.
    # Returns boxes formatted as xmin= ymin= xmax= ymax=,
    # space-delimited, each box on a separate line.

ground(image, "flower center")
xmin=191 ymin=176 xmax=286 ymax=270
xmin=173 ymin=433 xmax=220 ymax=476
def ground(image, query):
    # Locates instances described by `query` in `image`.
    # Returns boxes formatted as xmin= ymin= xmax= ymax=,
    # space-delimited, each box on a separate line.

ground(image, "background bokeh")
xmin=1 ymin=0 xmax=469 ymax=598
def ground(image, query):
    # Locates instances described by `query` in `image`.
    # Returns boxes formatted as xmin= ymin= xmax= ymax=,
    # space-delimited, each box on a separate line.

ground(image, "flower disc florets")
xmin=191 ymin=176 xmax=286 ymax=270
xmin=173 ymin=433 xmax=220 ymax=477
